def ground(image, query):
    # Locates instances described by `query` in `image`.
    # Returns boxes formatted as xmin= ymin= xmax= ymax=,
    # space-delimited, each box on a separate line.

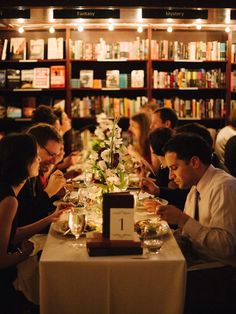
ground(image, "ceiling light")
xmin=225 ymin=26 xmax=230 ymax=33
xmin=78 ymin=25 xmax=84 ymax=32
xmin=49 ymin=26 xmax=55 ymax=34
xmin=108 ymin=24 xmax=114 ymax=31
xmin=196 ymin=24 xmax=202 ymax=30
xmin=137 ymin=25 xmax=143 ymax=33
xmin=18 ymin=27 xmax=24 ymax=34
xmin=167 ymin=26 xmax=173 ymax=33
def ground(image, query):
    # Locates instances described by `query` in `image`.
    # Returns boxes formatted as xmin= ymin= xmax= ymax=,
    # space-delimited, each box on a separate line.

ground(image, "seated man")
xmin=17 ymin=123 xmax=66 ymax=226
xmin=144 ymin=133 xmax=236 ymax=266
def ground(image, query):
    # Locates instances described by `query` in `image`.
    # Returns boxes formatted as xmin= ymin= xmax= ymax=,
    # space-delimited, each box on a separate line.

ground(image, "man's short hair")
xmin=163 ymin=133 xmax=212 ymax=165
xmin=27 ymin=123 xmax=62 ymax=147
xmin=153 ymin=107 xmax=178 ymax=129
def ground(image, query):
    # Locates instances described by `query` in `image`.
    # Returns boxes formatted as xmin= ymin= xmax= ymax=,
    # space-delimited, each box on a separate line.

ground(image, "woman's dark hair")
xmin=32 ymin=105 xmax=58 ymax=126
xmin=163 ymin=133 xmax=212 ymax=165
xmin=53 ymin=108 xmax=63 ymax=124
xmin=149 ymin=127 xmax=174 ymax=156
xmin=0 ymin=133 xmax=37 ymax=186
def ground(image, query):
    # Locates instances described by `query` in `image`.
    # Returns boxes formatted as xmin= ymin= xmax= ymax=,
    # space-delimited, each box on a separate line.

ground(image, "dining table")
xmin=39 ymin=207 xmax=187 ymax=314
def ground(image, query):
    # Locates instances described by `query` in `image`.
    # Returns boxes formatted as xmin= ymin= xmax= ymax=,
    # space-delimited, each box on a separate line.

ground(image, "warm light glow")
xmin=225 ymin=9 xmax=231 ymax=24
xmin=196 ymin=24 xmax=202 ymax=30
xmin=18 ymin=26 xmax=24 ymax=34
xmin=167 ymin=26 xmax=173 ymax=33
xmin=137 ymin=25 xmax=143 ymax=33
xmin=108 ymin=24 xmax=114 ymax=31
xmin=48 ymin=8 xmax=55 ymax=23
xmin=49 ymin=26 xmax=55 ymax=34
xmin=137 ymin=8 xmax=142 ymax=23
xmin=17 ymin=18 xmax=25 ymax=24
xmin=167 ymin=18 xmax=173 ymax=23
xmin=225 ymin=26 xmax=230 ymax=33
xmin=78 ymin=25 xmax=84 ymax=32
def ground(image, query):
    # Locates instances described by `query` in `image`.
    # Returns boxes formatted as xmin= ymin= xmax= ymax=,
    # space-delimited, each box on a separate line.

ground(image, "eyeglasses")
xmin=41 ymin=145 xmax=59 ymax=158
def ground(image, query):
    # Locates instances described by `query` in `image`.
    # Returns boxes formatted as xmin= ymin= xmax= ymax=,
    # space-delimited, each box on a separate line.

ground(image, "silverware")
xmin=63 ymin=229 xmax=71 ymax=236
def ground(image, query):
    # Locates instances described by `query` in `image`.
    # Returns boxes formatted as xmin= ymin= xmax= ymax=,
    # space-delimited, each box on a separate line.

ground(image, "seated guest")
xmin=215 ymin=109 xmax=236 ymax=163
xmin=145 ymin=133 xmax=236 ymax=266
xmin=176 ymin=122 xmax=228 ymax=171
xmin=32 ymin=105 xmax=78 ymax=173
xmin=149 ymin=107 xmax=178 ymax=171
xmin=17 ymin=124 xmax=66 ymax=226
xmin=142 ymin=128 xmax=189 ymax=211
xmin=128 ymin=112 xmax=151 ymax=164
xmin=225 ymin=135 xmax=236 ymax=177
xmin=0 ymin=134 xmax=64 ymax=313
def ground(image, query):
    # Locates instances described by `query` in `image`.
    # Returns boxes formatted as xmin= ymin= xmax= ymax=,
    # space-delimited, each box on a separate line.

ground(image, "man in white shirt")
xmin=145 ymin=133 xmax=236 ymax=266
xmin=215 ymin=110 xmax=236 ymax=164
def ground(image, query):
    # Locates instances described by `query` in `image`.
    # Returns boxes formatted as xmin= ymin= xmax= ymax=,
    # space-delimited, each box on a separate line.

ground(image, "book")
xmin=33 ymin=68 xmax=50 ymax=89
xmin=47 ymin=37 xmax=64 ymax=59
xmin=21 ymin=69 xmax=34 ymax=88
xmin=80 ymin=70 xmax=93 ymax=88
xmin=0 ymin=70 xmax=6 ymax=88
xmin=50 ymin=65 xmax=65 ymax=88
xmin=131 ymin=70 xmax=144 ymax=88
xmin=29 ymin=39 xmax=44 ymax=60
xmin=7 ymin=106 xmax=22 ymax=118
xmin=106 ymin=70 xmax=120 ymax=88
xmin=7 ymin=69 xmax=21 ymax=89
xmin=1 ymin=39 xmax=8 ymax=60
xmin=9 ymin=37 xmax=26 ymax=60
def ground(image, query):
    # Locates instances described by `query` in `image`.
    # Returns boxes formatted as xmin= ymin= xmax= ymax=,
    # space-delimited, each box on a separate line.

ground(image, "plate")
xmin=134 ymin=219 xmax=169 ymax=239
xmin=51 ymin=220 xmax=97 ymax=236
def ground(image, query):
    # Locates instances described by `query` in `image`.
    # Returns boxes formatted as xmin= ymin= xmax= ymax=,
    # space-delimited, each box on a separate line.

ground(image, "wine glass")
xmin=84 ymin=170 xmax=93 ymax=187
xmin=68 ymin=209 xmax=86 ymax=248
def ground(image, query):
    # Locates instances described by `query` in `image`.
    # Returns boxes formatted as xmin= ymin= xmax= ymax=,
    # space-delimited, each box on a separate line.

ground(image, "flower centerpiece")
xmin=85 ymin=113 xmax=134 ymax=192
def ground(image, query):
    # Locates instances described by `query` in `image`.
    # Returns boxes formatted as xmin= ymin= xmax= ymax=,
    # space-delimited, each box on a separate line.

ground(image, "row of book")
xmin=69 ymin=38 xmax=149 ymax=60
xmin=153 ymin=68 xmax=226 ymax=89
xmin=71 ymin=96 xmax=148 ymax=118
xmin=151 ymin=40 xmax=227 ymax=61
xmin=0 ymin=66 xmax=65 ymax=89
xmin=0 ymin=37 xmax=64 ymax=61
xmin=71 ymin=69 xmax=145 ymax=89
xmin=159 ymin=97 xmax=225 ymax=119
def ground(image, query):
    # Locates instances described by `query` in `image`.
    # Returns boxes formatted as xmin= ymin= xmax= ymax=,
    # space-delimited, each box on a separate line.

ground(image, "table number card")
xmin=110 ymin=207 xmax=134 ymax=240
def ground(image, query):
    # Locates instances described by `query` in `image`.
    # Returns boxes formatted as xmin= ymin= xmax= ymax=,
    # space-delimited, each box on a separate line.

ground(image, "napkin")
xmin=13 ymin=234 xmax=47 ymax=304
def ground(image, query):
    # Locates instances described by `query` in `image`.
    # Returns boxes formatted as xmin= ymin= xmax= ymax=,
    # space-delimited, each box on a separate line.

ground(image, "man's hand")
xmin=44 ymin=169 xmax=66 ymax=198
xmin=140 ymin=177 xmax=160 ymax=195
xmin=157 ymin=204 xmax=189 ymax=227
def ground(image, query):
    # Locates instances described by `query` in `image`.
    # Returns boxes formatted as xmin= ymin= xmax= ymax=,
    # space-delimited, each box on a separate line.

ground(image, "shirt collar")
xmin=196 ymin=164 xmax=215 ymax=195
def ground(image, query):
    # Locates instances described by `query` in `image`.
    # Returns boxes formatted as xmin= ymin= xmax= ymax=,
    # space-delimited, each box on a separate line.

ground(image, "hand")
xmin=143 ymin=199 xmax=159 ymax=213
xmin=140 ymin=177 xmax=159 ymax=195
xmin=48 ymin=203 xmax=72 ymax=222
xmin=44 ymin=169 xmax=66 ymax=198
xmin=21 ymin=240 xmax=34 ymax=257
xmin=157 ymin=205 xmax=189 ymax=227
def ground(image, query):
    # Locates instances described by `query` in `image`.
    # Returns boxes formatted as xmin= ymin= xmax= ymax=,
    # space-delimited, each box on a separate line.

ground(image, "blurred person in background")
xmin=128 ymin=112 xmax=151 ymax=164
xmin=215 ymin=109 xmax=236 ymax=164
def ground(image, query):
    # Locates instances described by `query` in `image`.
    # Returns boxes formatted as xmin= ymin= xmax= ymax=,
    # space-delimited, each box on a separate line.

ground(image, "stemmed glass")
xmin=68 ymin=208 xmax=86 ymax=248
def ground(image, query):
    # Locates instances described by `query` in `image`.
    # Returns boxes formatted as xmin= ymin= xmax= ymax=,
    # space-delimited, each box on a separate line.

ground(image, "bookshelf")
xmin=1 ymin=25 xmax=236 ymax=131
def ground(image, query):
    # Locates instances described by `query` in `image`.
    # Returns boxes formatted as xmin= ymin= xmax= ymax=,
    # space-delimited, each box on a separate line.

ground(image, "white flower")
xmin=100 ymin=149 xmax=111 ymax=163
xmin=97 ymin=160 xmax=107 ymax=171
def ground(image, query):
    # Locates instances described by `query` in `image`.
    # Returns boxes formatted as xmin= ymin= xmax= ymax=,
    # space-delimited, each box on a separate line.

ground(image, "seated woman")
xmin=128 ymin=112 xmax=151 ymax=164
xmin=0 ymin=134 xmax=64 ymax=313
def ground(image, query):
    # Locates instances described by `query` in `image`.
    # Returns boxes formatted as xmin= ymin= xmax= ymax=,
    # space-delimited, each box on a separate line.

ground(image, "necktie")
xmin=194 ymin=190 xmax=200 ymax=221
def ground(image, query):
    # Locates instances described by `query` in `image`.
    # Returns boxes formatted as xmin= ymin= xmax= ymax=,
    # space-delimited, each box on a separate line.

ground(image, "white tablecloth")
xmin=40 ymin=227 xmax=186 ymax=314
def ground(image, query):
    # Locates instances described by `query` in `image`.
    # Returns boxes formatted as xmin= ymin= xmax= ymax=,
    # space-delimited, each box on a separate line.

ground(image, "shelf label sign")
xmin=231 ymin=10 xmax=236 ymax=20
xmin=53 ymin=9 xmax=120 ymax=19
xmin=0 ymin=9 xmax=30 ymax=19
xmin=142 ymin=9 xmax=208 ymax=19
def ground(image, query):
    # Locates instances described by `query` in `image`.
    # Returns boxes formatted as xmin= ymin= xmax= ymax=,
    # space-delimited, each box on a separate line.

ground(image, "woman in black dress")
xmin=0 ymin=133 xmax=64 ymax=313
